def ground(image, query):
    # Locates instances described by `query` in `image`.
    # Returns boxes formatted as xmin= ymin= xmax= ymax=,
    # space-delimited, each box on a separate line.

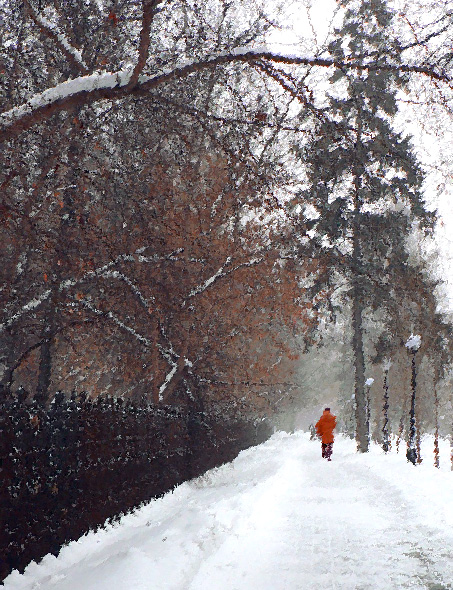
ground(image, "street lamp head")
xmin=405 ymin=334 xmax=421 ymax=352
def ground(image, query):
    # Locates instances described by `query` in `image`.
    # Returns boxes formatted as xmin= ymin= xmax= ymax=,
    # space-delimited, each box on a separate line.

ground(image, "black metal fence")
xmin=0 ymin=389 xmax=271 ymax=582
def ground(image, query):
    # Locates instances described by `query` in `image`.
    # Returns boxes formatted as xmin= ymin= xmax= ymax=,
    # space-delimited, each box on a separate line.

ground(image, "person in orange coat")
xmin=315 ymin=407 xmax=337 ymax=461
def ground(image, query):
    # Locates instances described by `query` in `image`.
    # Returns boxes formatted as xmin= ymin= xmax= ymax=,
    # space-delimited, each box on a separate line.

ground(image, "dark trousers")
xmin=322 ymin=442 xmax=333 ymax=460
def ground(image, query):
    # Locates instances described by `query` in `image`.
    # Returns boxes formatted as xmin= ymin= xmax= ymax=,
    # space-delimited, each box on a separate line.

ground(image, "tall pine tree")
xmin=297 ymin=0 xmax=435 ymax=451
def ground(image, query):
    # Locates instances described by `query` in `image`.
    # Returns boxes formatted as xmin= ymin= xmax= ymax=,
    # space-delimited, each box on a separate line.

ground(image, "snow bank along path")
xmin=4 ymin=432 xmax=453 ymax=590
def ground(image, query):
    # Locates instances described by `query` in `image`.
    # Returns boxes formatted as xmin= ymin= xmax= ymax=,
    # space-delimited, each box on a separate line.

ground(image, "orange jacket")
xmin=315 ymin=411 xmax=336 ymax=444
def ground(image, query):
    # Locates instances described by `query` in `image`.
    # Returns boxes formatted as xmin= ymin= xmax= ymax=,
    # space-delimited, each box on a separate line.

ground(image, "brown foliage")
xmin=1 ymin=118 xmax=321 ymax=416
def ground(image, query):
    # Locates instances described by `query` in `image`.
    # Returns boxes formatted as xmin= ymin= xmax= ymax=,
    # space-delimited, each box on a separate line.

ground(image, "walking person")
xmin=315 ymin=407 xmax=337 ymax=461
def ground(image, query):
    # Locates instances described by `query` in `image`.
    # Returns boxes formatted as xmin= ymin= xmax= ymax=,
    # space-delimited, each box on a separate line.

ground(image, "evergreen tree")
xmin=296 ymin=0 xmax=435 ymax=452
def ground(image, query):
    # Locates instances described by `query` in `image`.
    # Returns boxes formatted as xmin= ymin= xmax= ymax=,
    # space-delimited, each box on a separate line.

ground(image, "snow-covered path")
xmin=4 ymin=432 xmax=453 ymax=590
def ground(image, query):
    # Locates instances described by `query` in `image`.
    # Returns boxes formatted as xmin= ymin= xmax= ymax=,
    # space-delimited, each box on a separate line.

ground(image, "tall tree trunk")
xmin=351 ymin=197 xmax=368 ymax=451
xmin=151 ymin=318 xmax=160 ymax=405
xmin=35 ymin=298 xmax=56 ymax=405
xmin=366 ymin=384 xmax=371 ymax=440
xmin=352 ymin=281 xmax=368 ymax=452
xmin=0 ymin=327 xmax=16 ymax=397
xmin=351 ymin=114 xmax=369 ymax=453
xmin=450 ymin=419 xmax=453 ymax=472
xmin=35 ymin=120 xmax=80 ymax=406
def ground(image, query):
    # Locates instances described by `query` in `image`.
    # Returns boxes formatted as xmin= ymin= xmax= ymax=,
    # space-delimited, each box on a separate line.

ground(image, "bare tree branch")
xmin=183 ymin=256 xmax=265 ymax=303
xmin=1 ymin=50 xmax=451 ymax=143
xmin=127 ymin=0 xmax=166 ymax=88
xmin=0 ymin=247 xmax=184 ymax=333
xmin=71 ymin=299 xmax=153 ymax=347
xmin=23 ymin=0 xmax=89 ymax=74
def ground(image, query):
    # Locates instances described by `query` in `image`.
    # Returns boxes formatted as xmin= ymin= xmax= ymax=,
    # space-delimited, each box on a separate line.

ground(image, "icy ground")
xmin=4 ymin=432 xmax=453 ymax=590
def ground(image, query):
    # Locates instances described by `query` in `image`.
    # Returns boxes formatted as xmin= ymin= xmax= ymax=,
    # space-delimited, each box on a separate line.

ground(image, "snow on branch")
xmin=68 ymin=296 xmax=197 ymax=403
xmin=0 ymin=247 xmax=183 ymax=333
xmin=1 ymin=49 xmax=450 ymax=142
xmin=24 ymin=0 xmax=89 ymax=74
xmin=154 ymin=324 xmax=195 ymax=401
xmin=99 ymin=270 xmax=154 ymax=309
xmin=0 ymin=290 xmax=52 ymax=333
xmin=157 ymin=324 xmax=178 ymax=362
xmin=66 ymin=298 xmax=184 ymax=387
xmin=186 ymin=257 xmax=232 ymax=299
xmin=158 ymin=356 xmax=194 ymax=401
xmin=158 ymin=364 xmax=178 ymax=401
xmin=184 ymin=256 xmax=264 ymax=302
xmin=221 ymin=257 xmax=264 ymax=277
xmin=0 ymin=68 xmax=134 ymax=130
xmin=70 ymin=299 xmax=152 ymax=347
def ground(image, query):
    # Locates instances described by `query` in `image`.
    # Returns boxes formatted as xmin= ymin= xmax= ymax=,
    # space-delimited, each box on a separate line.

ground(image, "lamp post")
xmin=405 ymin=334 xmax=421 ymax=465
xmin=382 ymin=359 xmax=391 ymax=453
xmin=365 ymin=377 xmax=374 ymax=444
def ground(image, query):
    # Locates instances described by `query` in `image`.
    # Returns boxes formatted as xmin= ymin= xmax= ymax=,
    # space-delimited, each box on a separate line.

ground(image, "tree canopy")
xmin=1 ymin=0 xmax=453 ymax=441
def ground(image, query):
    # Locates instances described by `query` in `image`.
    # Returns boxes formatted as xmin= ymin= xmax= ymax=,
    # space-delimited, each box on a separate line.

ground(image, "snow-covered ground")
xmin=3 ymin=432 xmax=453 ymax=590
